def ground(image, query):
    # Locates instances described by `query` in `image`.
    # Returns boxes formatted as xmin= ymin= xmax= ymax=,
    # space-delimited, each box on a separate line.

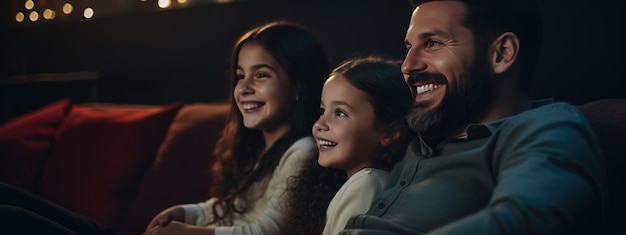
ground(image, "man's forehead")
xmin=412 ymin=1 xmax=467 ymax=20
xmin=409 ymin=1 xmax=467 ymax=31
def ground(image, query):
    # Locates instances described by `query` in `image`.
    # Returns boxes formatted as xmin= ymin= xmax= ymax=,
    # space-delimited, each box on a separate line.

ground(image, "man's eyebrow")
xmin=405 ymin=29 xmax=455 ymax=46
xmin=419 ymin=29 xmax=454 ymax=40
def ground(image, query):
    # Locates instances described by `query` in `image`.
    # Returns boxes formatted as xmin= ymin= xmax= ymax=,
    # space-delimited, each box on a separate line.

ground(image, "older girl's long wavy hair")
xmin=285 ymin=56 xmax=414 ymax=234
xmin=208 ymin=20 xmax=330 ymax=225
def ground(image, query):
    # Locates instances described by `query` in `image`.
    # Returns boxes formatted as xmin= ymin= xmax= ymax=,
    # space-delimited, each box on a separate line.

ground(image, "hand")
xmin=146 ymin=206 xmax=186 ymax=232
xmin=144 ymin=221 xmax=215 ymax=235
xmin=143 ymin=221 xmax=188 ymax=235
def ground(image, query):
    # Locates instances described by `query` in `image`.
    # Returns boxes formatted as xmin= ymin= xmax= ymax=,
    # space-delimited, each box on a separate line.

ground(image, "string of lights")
xmin=9 ymin=0 xmax=239 ymax=24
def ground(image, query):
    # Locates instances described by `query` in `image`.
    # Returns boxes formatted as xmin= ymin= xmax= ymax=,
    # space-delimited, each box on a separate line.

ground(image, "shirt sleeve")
xmin=425 ymin=104 xmax=607 ymax=235
xmin=214 ymin=137 xmax=318 ymax=235
xmin=181 ymin=198 xmax=217 ymax=225
xmin=324 ymin=169 xmax=388 ymax=235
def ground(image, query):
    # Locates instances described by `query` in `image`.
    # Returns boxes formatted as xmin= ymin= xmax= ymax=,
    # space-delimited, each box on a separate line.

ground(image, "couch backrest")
xmin=117 ymin=102 xmax=230 ymax=235
xmin=577 ymin=98 xmax=626 ymax=235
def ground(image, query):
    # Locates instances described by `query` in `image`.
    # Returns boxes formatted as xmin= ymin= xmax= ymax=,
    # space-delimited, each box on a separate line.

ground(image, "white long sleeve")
xmin=181 ymin=136 xmax=317 ymax=235
xmin=323 ymin=168 xmax=389 ymax=235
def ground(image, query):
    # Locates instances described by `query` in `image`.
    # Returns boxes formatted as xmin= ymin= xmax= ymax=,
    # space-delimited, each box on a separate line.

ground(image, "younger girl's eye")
xmin=319 ymin=108 xmax=325 ymax=116
xmin=335 ymin=110 xmax=347 ymax=117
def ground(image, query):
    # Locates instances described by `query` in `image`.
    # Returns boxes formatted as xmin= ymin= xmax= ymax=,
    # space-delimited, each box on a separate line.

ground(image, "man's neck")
xmin=451 ymin=92 xmax=530 ymax=139
xmin=484 ymin=95 xmax=530 ymax=122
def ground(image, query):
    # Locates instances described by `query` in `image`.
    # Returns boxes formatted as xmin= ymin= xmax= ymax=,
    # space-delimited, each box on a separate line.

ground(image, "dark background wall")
xmin=0 ymin=0 xmax=624 ymax=122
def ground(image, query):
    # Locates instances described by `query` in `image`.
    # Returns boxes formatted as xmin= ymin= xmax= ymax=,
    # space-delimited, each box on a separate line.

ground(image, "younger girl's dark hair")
xmin=209 ymin=20 xmax=330 ymax=226
xmin=285 ymin=56 xmax=414 ymax=234
xmin=331 ymin=56 xmax=414 ymax=170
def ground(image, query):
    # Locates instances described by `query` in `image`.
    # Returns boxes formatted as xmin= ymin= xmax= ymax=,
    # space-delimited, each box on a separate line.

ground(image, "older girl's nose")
xmin=236 ymin=79 xmax=254 ymax=95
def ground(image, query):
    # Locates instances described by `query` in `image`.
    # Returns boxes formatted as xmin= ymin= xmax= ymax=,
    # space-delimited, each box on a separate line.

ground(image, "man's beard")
xmin=407 ymin=55 xmax=494 ymax=138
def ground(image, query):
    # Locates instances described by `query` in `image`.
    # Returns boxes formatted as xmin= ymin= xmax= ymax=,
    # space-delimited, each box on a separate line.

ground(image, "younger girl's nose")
xmin=313 ymin=119 xmax=329 ymax=132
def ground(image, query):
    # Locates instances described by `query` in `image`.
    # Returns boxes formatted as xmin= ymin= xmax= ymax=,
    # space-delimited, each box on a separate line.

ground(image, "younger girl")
xmin=145 ymin=20 xmax=330 ymax=235
xmin=315 ymin=57 xmax=414 ymax=235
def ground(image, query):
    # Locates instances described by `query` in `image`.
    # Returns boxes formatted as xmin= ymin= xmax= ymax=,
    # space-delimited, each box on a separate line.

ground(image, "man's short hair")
xmin=410 ymin=0 xmax=543 ymax=94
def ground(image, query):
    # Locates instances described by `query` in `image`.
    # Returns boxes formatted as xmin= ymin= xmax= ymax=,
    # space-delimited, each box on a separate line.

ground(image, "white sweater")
xmin=182 ymin=136 xmax=317 ymax=235
xmin=322 ymin=167 xmax=390 ymax=235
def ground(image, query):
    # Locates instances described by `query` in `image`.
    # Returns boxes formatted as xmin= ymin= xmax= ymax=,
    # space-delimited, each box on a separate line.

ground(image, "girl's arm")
xmin=214 ymin=137 xmax=317 ymax=235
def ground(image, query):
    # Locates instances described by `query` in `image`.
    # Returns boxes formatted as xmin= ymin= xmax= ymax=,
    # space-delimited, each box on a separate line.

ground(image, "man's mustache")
xmin=406 ymin=72 xmax=448 ymax=85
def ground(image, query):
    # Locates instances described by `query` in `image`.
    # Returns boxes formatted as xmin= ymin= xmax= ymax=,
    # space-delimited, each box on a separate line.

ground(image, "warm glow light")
xmin=16 ymin=12 xmax=25 ymax=22
xmin=216 ymin=0 xmax=234 ymax=3
xmin=63 ymin=3 xmax=73 ymax=14
xmin=177 ymin=0 xmax=187 ymax=4
xmin=158 ymin=0 xmax=171 ymax=8
xmin=83 ymin=8 xmax=94 ymax=18
xmin=25 ymin=0 xmax=34 ymax=10
xmin=29 ymin=11 xmax=39 ymax=21
xmin=43 ymin=9 xmax=56 ymax=20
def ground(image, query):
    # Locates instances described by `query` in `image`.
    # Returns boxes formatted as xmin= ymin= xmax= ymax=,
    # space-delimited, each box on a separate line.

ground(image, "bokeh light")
xmin=29 ymin=11 xmax=39 ymax=21
xmin=63 ymin=3 xmax=73 ymax=14
xmin=43 ymin=9 xmax=56 ymax=20
xmin=83 ymin=8 xmax=94 ymax=18
xmin=25 ymin=0 xmax=34 ymax=10
xmin=16 ymin=12 xmax=25 ymax=22
xmin=158 ymin=0 xmax=171 ymax=8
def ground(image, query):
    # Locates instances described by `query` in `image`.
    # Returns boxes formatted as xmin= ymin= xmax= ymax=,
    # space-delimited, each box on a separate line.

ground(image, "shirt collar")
xmin=416 ymin=98 xmax=556 ymax=155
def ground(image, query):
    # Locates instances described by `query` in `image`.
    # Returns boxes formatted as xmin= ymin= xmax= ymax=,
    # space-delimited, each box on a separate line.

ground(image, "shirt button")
xmin=400 ymin=181 xmax=406 ymax=186
xmin=378 ymin=202 xmax=385 ymax=209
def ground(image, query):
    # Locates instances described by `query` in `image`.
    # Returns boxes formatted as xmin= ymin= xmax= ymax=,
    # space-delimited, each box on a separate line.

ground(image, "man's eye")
xmin=427 ymin=40 xmax=442 ymax=47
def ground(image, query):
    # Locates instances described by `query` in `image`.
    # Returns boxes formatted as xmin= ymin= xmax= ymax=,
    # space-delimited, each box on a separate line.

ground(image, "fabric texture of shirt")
xmin=341 ymin=100 xmax=608 ymax=235
xmin=323 ymin=168 xmax=390 ymax=235
xmin=181 ymin=136 xmax=317 ymax=235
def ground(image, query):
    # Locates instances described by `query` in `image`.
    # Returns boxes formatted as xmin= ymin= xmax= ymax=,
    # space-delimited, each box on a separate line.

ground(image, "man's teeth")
xmin=416 ymin=84 xmax=442 ymax=94
xmin=318 ymin=140 xmax=337 ymax=148
xmin=243 ymin=103 xmax=261 ymax=110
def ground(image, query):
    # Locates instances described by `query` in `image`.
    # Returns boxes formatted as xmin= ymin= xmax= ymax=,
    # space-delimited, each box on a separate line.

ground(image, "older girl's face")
xmin=313 ymin=75 xmax=385 ymax=177
xmin=234 ymin=42 xmax=296 ymax=134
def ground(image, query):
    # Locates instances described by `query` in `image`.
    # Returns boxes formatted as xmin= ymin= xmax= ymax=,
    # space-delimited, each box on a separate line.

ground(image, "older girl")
xmin=145 ymin=20 xmax=330 ymax=235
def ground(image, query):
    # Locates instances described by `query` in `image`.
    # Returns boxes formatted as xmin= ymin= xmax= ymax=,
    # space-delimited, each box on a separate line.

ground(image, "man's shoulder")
xmin=484 ymin=99 xmax=589 ymax=134
xmin=522 ymin=99 xmax=584 ymax=120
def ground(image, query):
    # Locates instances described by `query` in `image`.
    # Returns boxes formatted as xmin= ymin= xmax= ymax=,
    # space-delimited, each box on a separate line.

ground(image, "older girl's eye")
xmin=236 ymin=74 xmax=245 ymax=80
xmin=256 ymin=72 xmax=269 ymax=79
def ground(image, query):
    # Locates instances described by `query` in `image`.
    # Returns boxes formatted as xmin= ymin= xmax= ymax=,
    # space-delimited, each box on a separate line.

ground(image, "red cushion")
xmin=37 ymin=102 xmax=183 ymax=228
xmin=117 ymin=103 xmax=230 ymax=235
xmin=0 ymin=99 xmax=71 ymax=192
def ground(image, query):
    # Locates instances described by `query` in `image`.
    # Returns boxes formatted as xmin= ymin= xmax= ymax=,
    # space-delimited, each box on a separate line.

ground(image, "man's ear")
xmin=490 ymin=32 xmax=520 ymax=75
